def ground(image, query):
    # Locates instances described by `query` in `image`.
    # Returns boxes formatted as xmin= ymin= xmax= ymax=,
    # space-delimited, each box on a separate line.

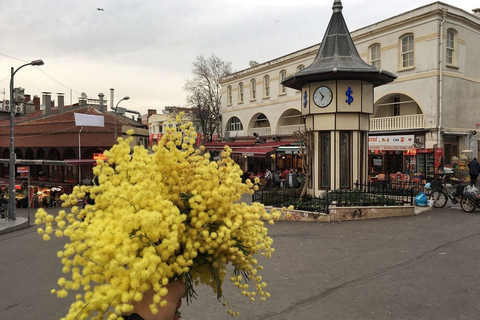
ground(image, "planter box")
xmin=266 ymin=205 xmax=415 ymax=222
xmin=329 ymin=206 xmax=415 ymax=222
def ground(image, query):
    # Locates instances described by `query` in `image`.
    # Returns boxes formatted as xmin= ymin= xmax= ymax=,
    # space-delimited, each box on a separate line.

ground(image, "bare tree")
xmin=184 ymin=54 xmax=232 ymax=143
xmin=293 ymin=128 xmax=314 ymax=199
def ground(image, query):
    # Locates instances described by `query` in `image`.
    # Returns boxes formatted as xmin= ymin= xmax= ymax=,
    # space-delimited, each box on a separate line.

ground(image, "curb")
xmin=0 ymin=217 xmax=29 ymax=235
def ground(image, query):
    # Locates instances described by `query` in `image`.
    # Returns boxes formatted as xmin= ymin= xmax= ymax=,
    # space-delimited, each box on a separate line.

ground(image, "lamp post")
xmin=112 ymin=96 xmax=130 ymax=141
xmin=9 ymin=59 xmax=44 ymax=220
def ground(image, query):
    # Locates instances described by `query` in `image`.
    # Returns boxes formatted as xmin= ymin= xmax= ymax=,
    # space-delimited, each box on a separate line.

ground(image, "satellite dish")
xmin=249 ymin=61 xmax=259 ymax=67
xmin=40 ymin=104 xmax=45 ymax=110
xmin=81 ymin=92 xmax=87 ymax=99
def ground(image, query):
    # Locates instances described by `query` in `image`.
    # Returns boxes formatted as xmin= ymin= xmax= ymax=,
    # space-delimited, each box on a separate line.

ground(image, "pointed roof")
xmin=282 ymin=0 xmax=396 ymax=90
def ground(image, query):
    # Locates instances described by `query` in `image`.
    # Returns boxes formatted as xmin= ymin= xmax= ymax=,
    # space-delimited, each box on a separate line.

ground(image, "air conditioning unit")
xmin=0 ymin=100 xmax=10 ymax=112
xmin=15 ymin=103 xmax=24 ymax=114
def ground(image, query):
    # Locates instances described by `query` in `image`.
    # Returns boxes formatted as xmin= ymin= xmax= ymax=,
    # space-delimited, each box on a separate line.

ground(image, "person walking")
xmin=273 ymin=170 xmax=281 ymax=188
xmin=286 ymin=168 xmax=299 ymax=188
xmin=264 ymin=169 xmax=272 ymax=189
xmin=468 ymin=157 xmax=480 ymax=186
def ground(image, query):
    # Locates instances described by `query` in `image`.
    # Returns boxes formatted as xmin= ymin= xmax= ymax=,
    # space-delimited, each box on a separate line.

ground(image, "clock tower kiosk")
xmin=282 ymin=0 xmax=396 ymax=196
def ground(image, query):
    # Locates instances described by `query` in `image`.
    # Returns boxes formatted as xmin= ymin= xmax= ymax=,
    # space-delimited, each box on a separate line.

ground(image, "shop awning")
xmin=368 ymin=134 xmax=415 ymax=151
xmin=276 ymin=146 xmax=302 ymax=154
xmin=442 ymin=130 xmax=469 ymax=135
xmin=202 ymin=141 xmax=255 ymax=151
xmin=202 ymin=140 xmax=295 ymax=152
xmin=232 ymin=147 xmax=277 ymax=157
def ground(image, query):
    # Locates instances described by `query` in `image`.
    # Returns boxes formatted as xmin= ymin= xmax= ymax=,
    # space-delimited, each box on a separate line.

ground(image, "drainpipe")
xmin=438 ymin=9 xmax=447 ymax=148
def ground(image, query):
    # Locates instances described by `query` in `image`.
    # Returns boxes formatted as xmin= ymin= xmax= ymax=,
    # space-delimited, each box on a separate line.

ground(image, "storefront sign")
xmin=368 ymin=135 xmax=414 ymax=151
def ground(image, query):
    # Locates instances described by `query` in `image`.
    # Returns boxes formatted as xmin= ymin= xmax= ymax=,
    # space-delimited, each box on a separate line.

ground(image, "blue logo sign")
xmin=345 ymin=87 xmax=354 ymax=105
xmin=303 ymin=91 xmax=308 ymax=108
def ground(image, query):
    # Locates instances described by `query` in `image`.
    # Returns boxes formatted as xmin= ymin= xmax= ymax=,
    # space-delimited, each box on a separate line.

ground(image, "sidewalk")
xmin=0 ymin=207 xmax=60 ymax=235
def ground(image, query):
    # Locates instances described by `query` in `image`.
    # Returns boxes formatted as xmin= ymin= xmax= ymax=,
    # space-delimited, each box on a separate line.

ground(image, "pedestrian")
xmin=468 ymin=157 xmax=480 ymax=186
xmin=0 ymin=193 xmax=8 ymax=219
xmin=286 ymin=168 xmax=299 ymax=188
xmin=241 ymin=170 xmax=249 ymax=183
xmin=273 ymin=170 xmax=281 ymax=188
xmin=264 ymin=168 xmax=272 ymax=189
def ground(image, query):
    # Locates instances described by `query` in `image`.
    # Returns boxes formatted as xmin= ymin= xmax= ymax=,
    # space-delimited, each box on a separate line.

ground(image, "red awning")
xmin=202 ymin=141 xmax=255 ymax=151
xmin=202 ymin=140 xmax=295 ymax=152
xmin=232 ymin=147 xmax=277 ymax=157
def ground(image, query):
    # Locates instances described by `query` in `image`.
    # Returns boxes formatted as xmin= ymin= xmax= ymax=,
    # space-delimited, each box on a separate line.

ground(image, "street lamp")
xmin=9 ymin=59 xmax=44 ymax=220
xmin=112 ymin=96 xmax=130 ymax=141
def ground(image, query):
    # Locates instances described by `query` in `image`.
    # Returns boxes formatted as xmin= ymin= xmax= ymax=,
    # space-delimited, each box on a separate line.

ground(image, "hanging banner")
xmin=368 ymin=135 xmax=415 ymax=151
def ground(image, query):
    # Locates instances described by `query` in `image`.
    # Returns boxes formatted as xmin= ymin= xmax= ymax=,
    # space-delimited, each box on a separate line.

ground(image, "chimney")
xmin=98 ymin=93 xmax=105 ymax=112
xmin=42 ymin=92 xmax=52 ymax=115
xmin=33 ymin=95 xmax=40 ymax=111
xmin=473 ymin=8 xmax=480 ymax=18
xmin=57 ymin=93 xmax=65 ymax=113
xmin=110 ymin=88 xmax=114 ymax=111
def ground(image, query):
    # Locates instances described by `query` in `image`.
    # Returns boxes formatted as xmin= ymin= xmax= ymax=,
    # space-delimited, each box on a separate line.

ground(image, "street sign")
xmin=17 ymin=166 xmax=29 ymax=173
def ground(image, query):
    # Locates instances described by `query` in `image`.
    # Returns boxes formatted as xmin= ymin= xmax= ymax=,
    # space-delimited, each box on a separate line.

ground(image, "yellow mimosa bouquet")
xmin=35 ymin=114 xmax=279 ymax=319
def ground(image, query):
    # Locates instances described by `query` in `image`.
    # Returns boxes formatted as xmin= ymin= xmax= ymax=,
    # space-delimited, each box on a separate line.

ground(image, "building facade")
xmin=219 ymin=2 xmax=480 ymax=181
xmin=0 ymin=92 xmax=148 ymax=197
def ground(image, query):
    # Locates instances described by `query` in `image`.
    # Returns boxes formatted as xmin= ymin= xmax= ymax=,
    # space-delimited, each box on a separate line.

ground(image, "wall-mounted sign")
xmin=369 ymin=135 xmax=415 ymax=151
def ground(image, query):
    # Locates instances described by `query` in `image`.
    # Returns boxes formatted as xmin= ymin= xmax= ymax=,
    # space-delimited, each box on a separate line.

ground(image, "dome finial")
xmin=333 ymin=0 xmax=343 ymax=13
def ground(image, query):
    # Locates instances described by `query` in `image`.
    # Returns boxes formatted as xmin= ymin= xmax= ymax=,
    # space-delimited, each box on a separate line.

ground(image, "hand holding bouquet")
xmin=36 ymin=114 xmax=280 ymax=319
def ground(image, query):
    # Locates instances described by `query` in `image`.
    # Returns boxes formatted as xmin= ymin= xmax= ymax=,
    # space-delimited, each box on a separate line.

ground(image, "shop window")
xmin=319 ymin=132 xmax=331 ymax=189
xmin=340 ymin=132 xmax=351 ymax=188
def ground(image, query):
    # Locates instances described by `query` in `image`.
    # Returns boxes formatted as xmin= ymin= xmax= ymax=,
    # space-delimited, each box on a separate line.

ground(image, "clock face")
xmin=313 ymin=86 xmax=333 ymax=108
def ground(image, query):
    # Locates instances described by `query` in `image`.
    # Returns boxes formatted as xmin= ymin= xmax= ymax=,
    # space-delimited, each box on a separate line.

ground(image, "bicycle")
xmin=425 ymin=175 xmax=467 ymax=208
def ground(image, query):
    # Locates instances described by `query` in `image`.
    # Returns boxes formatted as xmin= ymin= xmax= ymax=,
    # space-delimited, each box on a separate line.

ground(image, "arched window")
xmin=400 ymin=34 xmax=414 ymax=68
xmin=279 ymin=70 xmax=287 ymax=94
xmin=263 ymin=75 xmax=270 ymax=98
xmin=238 ymin=82 xmax=244 ymax=103
xmin=369 ymin=43 xmax=381 ymax=68
xmin=297 ymin=64 xmax=305 ymax=72
xmin=446 ymin=28 xmax=458 ymax=66
xmin=227 ymin=85 xmax=232 ymax=105
xmin=250 ymin=78 xmax=256 ymax=100
xmin=228 ymin=117 xmax=243 ymax=131
xmin=254 ymin=114 xmax=269 ymax=128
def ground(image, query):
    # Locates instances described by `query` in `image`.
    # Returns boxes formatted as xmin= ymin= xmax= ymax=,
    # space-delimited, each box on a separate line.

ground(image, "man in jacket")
xmin=468 ymin=157 xmax=480 ymax=186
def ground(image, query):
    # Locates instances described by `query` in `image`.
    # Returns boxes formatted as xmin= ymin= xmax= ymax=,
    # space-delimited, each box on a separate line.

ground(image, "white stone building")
xmin=219 ymin=1 xmax=480 ymax=178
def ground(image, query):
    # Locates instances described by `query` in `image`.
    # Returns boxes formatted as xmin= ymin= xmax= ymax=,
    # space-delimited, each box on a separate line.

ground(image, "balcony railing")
xmin=277 ymin=124 xmax=305 ymax=135
xmin=370 ymin=114 xmax=425 ymax=131
xmin=248 ymin=127 xmax=271 ymax=136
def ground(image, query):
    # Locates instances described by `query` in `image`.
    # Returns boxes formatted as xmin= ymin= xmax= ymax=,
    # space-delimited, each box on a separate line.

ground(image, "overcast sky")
xmin=0 ymin=0 xmax=478 ymax=115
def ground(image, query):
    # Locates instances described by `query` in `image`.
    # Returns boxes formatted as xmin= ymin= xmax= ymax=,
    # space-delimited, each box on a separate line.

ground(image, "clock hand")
xmin=320 ymin=92 xmax=324 ymax=99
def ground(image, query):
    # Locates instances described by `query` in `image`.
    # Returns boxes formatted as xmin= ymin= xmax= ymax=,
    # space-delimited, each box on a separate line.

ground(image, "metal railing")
xmin=254 ymin=181 xmax=418 ymax=214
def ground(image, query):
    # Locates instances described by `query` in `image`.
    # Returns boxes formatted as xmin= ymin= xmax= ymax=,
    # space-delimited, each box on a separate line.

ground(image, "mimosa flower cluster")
xmin=35 ymin=114 xmax=280 ymax=320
